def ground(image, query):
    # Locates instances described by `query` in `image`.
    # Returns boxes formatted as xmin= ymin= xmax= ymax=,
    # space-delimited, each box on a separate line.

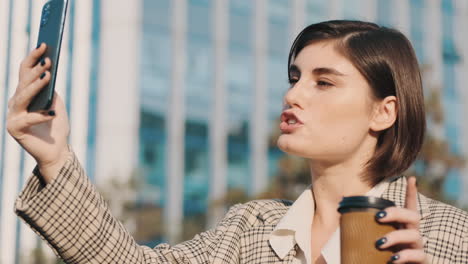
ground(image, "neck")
xmin=309 ymin=155 xmax=373 ymax=228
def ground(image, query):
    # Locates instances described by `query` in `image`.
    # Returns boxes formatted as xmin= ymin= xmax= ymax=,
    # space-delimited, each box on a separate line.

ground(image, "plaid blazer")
xmin=15 ymin=152 xmax=468 ymax=264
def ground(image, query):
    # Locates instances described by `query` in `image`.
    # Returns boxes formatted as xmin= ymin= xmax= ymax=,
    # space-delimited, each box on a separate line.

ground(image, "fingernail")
xmin=375 ymin=237 xmax=387 ymax=248
xmin=40 ymin=72 xmax=46 ymax=79
xmin=48 ymin=110 xmax=55 ymax=116
xmin=36 ymin=43 xmax=41 ymax=49
xmin=390 ymin=254 xmax=400 ymax=262
xmin=375 ymin=210 xmax=387 ymax=220
xmin=40 ymin=59 xmax=45 ymax=66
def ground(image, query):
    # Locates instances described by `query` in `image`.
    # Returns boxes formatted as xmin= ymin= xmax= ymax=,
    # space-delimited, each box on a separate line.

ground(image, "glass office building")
xmin=1 ymin=0 xmax=467 ymax=263
xmin=136 ymin=0 xmax=468 ymax=244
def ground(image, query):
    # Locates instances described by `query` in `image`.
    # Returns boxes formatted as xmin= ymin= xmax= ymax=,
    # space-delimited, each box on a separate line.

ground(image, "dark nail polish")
xmin=375 ymin=210 xmax=387 ymax=220
xmin=375 ymin=237 xmax=387 ymax=248
xmin=390 ymin=254 xmax=400 ymax=262
xmin=40 ymin=59 xmax=45 ymax=66
xmin=48 ymin=110 xmax=56 ymax=116
xmin=40 ymin=72 xmax=46 ymax=79
xmin=36 ymin=43 xmax=41 ymax=49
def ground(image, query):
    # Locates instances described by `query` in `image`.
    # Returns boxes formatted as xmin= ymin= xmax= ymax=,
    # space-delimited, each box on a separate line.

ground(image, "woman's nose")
xmin=284 ymin=84 xmax=302 ymax=109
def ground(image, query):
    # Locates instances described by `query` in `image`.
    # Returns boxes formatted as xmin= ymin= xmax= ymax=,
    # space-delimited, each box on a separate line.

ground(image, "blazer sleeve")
xmin=455 ymin=234 xmax=468 ymax=264
xmin=15 ymin=151 xmax=241 ymax=264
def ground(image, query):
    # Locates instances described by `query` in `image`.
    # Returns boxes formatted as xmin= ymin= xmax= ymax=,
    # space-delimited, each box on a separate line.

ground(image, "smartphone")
xmin=27 ymin=0 xmax=68 ymax=112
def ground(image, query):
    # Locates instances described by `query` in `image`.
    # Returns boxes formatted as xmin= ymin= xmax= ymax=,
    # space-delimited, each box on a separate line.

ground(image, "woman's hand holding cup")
xmin=6 ymin=43 xmax=70 ymax=183
xmin=375 ymin=177 xmax=428 ymax=263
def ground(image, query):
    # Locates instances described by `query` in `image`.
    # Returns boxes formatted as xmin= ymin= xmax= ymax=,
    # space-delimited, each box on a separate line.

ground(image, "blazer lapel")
xmin=282 ymin=246 xmax=298 ymax=263
xmin=240 ymin=223 xmax=297 ymax=263
xmin=381 ymin=176 xmax=431 ymax=221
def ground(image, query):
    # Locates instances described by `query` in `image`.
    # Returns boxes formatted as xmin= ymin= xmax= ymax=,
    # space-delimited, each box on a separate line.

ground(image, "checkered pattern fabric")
xmin=15 ymin=151 xmax=467 ymax=263
xmin=382 ymin=176 xmax=468 ymax=263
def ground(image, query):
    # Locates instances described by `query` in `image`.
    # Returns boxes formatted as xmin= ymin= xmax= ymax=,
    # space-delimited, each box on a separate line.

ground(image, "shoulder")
xmin=246 ymin=199 xmax=293 ymax=223
xmin=419 ymin=193 xmax=468 ymax=236
xmin=418 ymin=193 xmax=468 ymax=262
xmin=383 ymin=176 xmax=468 ymax=261
xmin=384 ymin=176 xmax=468 ymax=235
xmin=223 ymin=199 xmax=292 ymax=227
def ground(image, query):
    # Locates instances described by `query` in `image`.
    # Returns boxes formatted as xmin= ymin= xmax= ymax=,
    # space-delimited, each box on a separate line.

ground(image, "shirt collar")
xmin=269 ymin=187 xmax=314 ymax=260
xmin=269 ymin=179 xmax=391 ymax=264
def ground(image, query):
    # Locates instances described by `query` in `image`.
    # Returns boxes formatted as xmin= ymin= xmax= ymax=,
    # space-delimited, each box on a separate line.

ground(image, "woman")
xmin=7 ymin=20 xmax=467 ymax=263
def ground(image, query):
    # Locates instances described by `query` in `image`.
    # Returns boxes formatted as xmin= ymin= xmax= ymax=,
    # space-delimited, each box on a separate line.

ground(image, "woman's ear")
xmin=370 ymin=96 xmax=398 ymax=132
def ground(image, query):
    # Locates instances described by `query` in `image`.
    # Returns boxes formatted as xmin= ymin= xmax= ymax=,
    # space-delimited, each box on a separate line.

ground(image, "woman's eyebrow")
xmin=312 ymin=67 xmax=346 ymax=76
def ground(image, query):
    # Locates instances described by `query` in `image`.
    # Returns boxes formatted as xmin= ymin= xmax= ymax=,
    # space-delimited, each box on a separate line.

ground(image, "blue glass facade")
xmin=86 ymin=0 xmax=101 ymax=182
xmin=410 ymin=0 xmax=425 ymax=62
xmin=138 ymin=0 xmax=171 ymax=206
xmin=376 ymin=0 xmax=393 ymax=27
xmin=307 ymin=0 xmax=328 ymax=24
xmin=65 ymin=0 xmax=76 ymax=114
xmin=226 ymin=0 xmax=253 ymax=191
xmin=137 ymin=1 xmax=172 ymax=245
xmin=183 ymin=0 xmax=212 ymax=217
xmin=440 ymin=0 xmax=462 ymax=199
xmin=343 ymin=0 xmax=362 ymax=19
xmin=267 ymin=0 xmax=290 ymax=179
xmin=267 ymin=0 xmax=290 ymax=121
xmin=0 ymin=0 xmax=15 ymax=237
xmin=131 ymin=0 xmax=467 ymax=243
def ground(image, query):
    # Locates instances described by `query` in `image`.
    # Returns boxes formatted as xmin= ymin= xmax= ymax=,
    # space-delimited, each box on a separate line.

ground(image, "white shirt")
xmin=268 ymin=180 xmax=391 ymax=264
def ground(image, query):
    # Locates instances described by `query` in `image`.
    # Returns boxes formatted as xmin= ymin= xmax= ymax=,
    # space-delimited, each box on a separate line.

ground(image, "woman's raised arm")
xmin=14 ymin=149 xmax=242 ymax=263
xmin=8 ymin=45 xmax=244 ymax=264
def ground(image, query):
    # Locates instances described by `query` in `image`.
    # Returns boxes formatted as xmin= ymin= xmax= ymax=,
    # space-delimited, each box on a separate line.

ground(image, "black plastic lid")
xmin=338 ymin=196 xmax=395 ymax=214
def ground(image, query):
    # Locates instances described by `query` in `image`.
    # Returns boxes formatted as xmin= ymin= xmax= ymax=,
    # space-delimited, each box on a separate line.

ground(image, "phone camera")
xmin=41 ymin=10 xmax=50 ymax=27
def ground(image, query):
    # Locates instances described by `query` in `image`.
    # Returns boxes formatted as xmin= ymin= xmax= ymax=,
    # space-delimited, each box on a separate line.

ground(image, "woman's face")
xmin=277 ymin=41 xmax=378 ymax=163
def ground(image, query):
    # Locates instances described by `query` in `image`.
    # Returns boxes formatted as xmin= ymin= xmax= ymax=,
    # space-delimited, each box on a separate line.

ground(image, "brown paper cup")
xmin=338 ymin=196 xmax=397 ymax=264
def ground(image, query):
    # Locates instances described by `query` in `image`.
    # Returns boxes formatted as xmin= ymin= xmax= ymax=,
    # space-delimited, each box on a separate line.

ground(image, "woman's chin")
xmin=277 ymin=134 xmax=303 ymax=156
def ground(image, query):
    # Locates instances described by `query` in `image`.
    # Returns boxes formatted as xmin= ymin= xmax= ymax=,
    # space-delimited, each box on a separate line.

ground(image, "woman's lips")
xmin=280 ymin=121 xmax=303 ymax=133
xmin=280 ymin=111 xmax=304 ymax=133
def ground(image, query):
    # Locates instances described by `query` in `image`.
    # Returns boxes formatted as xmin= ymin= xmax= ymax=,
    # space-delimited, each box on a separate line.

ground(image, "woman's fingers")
xmin=373 ymin=177 xmax=426 ymax=263
xmin=388 ymin=249 xmax=427 ymax=264
xmin=376 ymin=177 xmax=421 ymax=230
xmin=405 ymin=177 xmax=418 ymax=212
xmin=19 ymin=57 xmax=51 ymax=88
xmin=20 ymin=43 xmax=46 ymax=71
xmin=376 ymin=206 xmax=420 ymax=227
xmin=10 ymin=71 xmax=51 ymax=112
xmin=22 ymin=112 xmax=55 ymax=127
xmin=6 ymin=112 xmax=55 ymax=138
xmin=376 ymin=229 xmax=423 ymax=249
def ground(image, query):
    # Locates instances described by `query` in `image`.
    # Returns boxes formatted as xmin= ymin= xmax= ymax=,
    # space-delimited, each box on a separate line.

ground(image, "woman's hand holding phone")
xmin=6 ymin=43 xmax=70 ymax=183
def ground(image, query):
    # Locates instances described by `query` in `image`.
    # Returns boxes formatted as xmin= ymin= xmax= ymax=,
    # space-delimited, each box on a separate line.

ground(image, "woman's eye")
xmin=317 ymin=80 xmax=333 ymax=87
xmin=288 ymin=78 xmax=299 ymax=85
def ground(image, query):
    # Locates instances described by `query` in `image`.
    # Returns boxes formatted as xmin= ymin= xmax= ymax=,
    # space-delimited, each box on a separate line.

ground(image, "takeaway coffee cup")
xmin=338 ymin=196 xmax=397 ymax=264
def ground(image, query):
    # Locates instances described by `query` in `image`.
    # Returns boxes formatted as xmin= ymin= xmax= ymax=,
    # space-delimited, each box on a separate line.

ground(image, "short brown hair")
xmin=288 ymin=20 xmax=426 ymax=185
